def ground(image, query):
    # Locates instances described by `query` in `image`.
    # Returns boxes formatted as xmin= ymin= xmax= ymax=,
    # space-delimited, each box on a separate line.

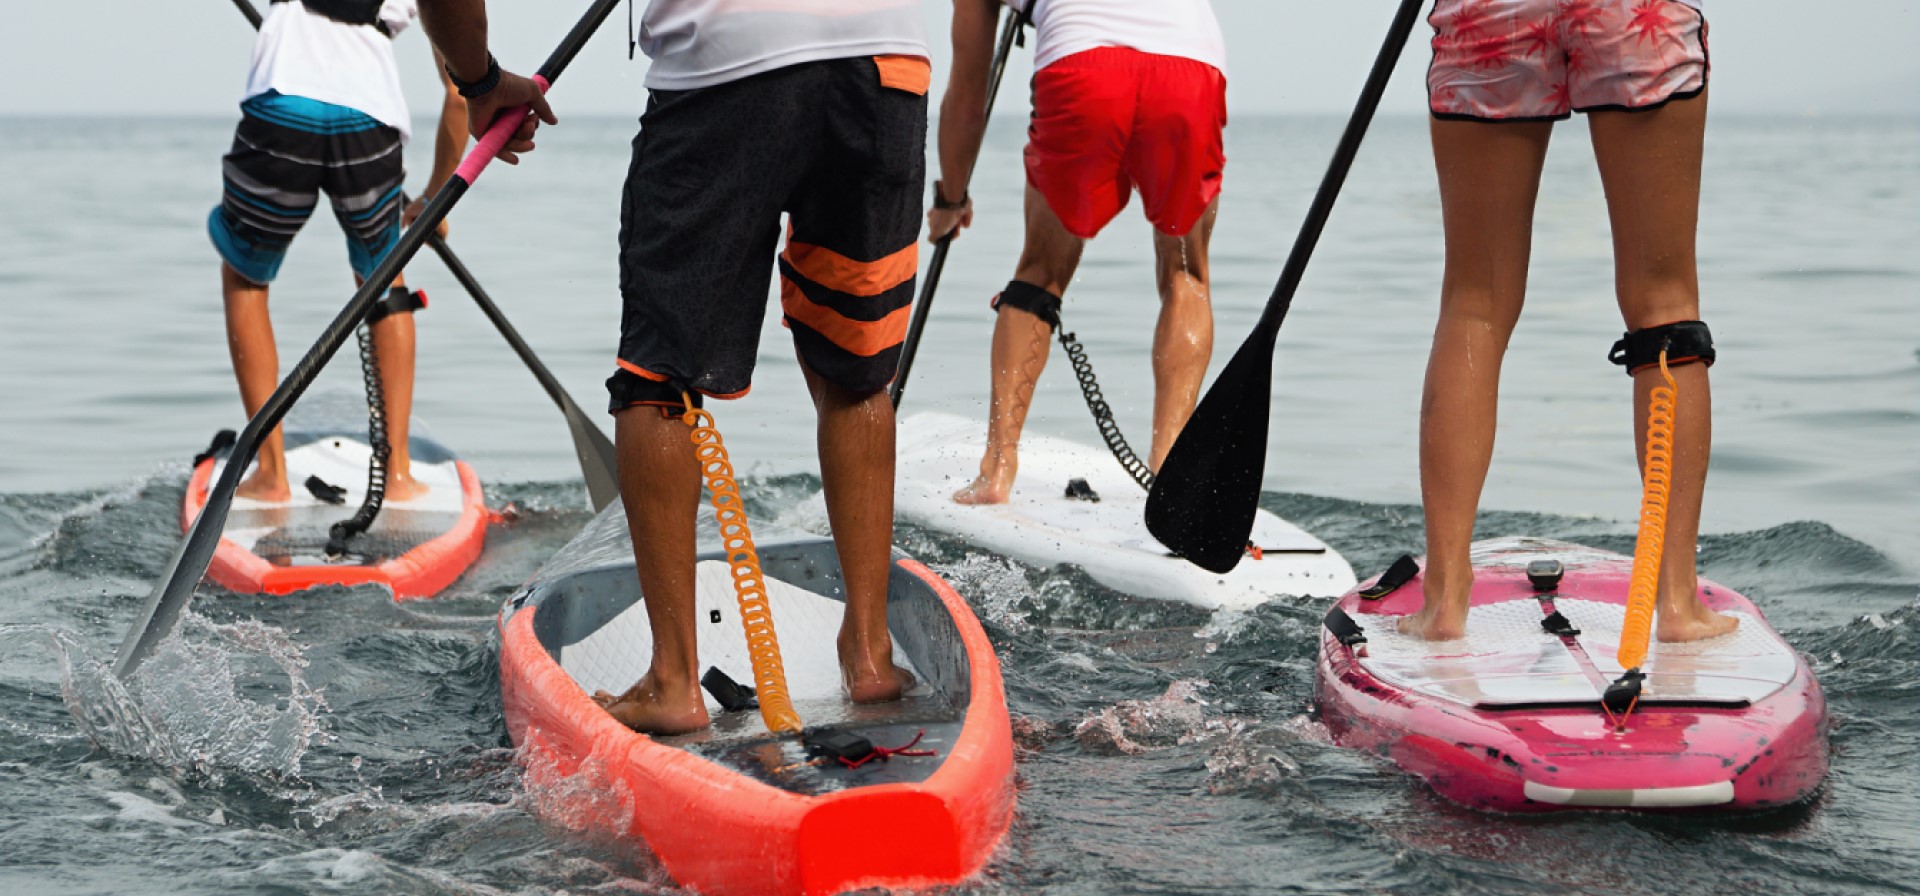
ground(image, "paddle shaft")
xmin=116 ymin=0 xmax=622 ymax=678
xmin=1144 ymin=0 xmax=1423 ymax=573
xmin=424 ymin=233 xmax=619 ymax=511
xmin=889 ymin=4 xmax=1026 ymax=409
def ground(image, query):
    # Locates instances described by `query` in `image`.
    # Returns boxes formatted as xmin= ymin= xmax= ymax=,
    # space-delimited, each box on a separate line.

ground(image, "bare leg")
xmin=221 ymin=263 xmax=291 ymax=502
xmin=802 ymin=367 xmax=911 ymax=702
xmin=1588 ymin=92 xmax=1736 ymax=643
xmin=593 ymin=405 xmax=710 ymax=734
xmin=1403 ymin=119 xmax=1553 ymax=640
xmin=953 ymin=185 xmax=1085 ymax=505
xmin=368 ymin=272 xmax=426 ymax=502
xmin=1147 ymin=196 xmax=1219 ymax=471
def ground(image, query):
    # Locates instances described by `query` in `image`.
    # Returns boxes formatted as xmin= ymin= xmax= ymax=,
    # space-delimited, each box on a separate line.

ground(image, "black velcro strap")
xmin=365 ymin=287 xmax=426 ymax=326
xmin=305 ymin=475 xmax=348 ymax=505
xmin=802 ymin=729 xmax=875 ymax=764
xmin=1607 ymin=320 xmax=1715 ymax=376
xmin=1323 ymin=606 xmax=1368 ymax=648
xmin=1357 ymin=554 xmax=1419 ymax=600
xmin=192 ymin=429 xmax=237 ymax=467
xmin=1541 ymin=611 xmax=1581 ymax=637
xmin=605 ymin=368 xmax=702 ymax=415
xmin=700 ymin=667 xmax=759 ymax=714
xmin=992 ymin=280 xmax=1062 ymax=331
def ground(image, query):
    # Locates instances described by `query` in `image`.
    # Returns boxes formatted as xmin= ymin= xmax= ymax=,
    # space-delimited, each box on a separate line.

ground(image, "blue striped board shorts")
xmin=208 ymin=91 xmax=406 ymax=285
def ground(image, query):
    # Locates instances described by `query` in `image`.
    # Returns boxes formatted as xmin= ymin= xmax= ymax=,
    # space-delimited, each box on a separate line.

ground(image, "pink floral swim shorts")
xmin=1427 ymin=0 xmax=1708 ymax=121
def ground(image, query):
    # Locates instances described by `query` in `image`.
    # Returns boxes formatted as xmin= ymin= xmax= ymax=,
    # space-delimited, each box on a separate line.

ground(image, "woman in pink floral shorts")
xmin=1402 ymin=0 xmax=1739 ymax=646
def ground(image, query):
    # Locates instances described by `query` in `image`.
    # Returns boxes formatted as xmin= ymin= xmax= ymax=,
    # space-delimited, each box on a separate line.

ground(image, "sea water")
xmin=0 ymin=115 xmax=1914 ymax=894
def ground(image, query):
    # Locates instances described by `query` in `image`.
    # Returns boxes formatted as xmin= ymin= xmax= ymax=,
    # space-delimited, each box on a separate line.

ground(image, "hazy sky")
xmin=4 ymin=1 xmax=1917 ymax=119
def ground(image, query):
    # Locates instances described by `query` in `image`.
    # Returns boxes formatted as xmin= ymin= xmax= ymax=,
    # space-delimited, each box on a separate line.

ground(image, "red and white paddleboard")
xmin=498 ymin=508 xmax=1015 ymax=896
xmin=1316 ymin=537 xmax=1828 ymax=812
xmin=182 ymin=396 xmax=487 ymax=599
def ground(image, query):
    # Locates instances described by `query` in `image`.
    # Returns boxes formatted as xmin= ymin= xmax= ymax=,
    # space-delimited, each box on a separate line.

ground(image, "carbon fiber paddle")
xmin=116 ymin=0 xmax=624 ymax=677
xmin=1144 ymin=0 xmax=1426 ymax=574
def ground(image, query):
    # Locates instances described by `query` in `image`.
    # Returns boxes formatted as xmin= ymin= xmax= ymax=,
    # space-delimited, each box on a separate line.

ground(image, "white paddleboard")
xmin=895 ymin=412 xmax=1356 ymax=610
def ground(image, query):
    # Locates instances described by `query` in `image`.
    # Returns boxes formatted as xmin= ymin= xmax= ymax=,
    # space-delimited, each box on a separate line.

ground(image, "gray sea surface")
xmin=0 ymin=114 xmax=1916 ymax=895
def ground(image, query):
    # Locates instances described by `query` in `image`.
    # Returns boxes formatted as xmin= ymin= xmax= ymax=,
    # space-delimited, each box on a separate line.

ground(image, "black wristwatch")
xmin=446 ymin=52 xmax=502 ymax=99
xmin=932 ymin=179 xmax=970 ymax=210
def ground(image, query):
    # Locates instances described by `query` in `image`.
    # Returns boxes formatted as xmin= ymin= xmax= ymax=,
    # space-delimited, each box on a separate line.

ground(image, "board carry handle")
xmin=115 ymin=0 xmax=625 ymax=678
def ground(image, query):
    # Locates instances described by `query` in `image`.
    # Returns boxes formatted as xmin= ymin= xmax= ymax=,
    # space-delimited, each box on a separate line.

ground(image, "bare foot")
xmin=383 ymin=472 xmax=430 ymax=503
xmin=1655 ymin=600 xmax=1740 ymax=643
xmin=590 ymin=671 xmax=709 ymax=735
xmin=1397 ymin=570 xmax=1471 ymax=641
xmin=1396 ymin=604 xmax=1468 ymax=641
xmin=839 ymin=632 xmax=913 ymax=704
xmin=952 ymin=450 xmax=1016 ymax=505
xmin=234 ymin=466 xmax=290 ymax=503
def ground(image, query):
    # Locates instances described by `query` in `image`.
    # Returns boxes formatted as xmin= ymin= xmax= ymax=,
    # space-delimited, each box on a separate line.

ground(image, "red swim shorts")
xmin=1428 ymin=0 xmax=1708 ymax=121
xmin=1025 ymin=47 xmax=1226 ymax=239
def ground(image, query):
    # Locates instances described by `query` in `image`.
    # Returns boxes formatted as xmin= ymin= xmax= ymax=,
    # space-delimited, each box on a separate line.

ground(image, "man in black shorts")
xmin=417 ymin=0 xmax=930 ymax=733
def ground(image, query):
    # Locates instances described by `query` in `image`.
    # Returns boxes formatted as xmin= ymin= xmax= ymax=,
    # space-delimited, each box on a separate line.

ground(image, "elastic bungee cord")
xmin=326 ymin=322 xmax=391 ymax=557
xmin=1607 ymin=349 xmax=1679 ymax=728
xmin=681 ymin=393 xmax=802 ymax=734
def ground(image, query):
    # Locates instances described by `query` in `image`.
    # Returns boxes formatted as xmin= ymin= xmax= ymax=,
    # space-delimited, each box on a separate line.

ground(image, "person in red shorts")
xmin=929 ymin=0 xmax=1228 ymax=505
xmin=1401 ymin=0 xmax=1738 ymax=644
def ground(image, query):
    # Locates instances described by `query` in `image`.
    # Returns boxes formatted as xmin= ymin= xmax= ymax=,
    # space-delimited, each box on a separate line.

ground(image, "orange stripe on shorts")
xmin=780 ymin=277 xmax=911 ymax=357
xmin=781 ymin=239 xmax=918 ymax=298
xmin=874 ymin=55 xmax=931 ymax=95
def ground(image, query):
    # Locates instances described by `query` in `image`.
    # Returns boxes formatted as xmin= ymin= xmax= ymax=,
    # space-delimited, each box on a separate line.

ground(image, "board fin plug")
xmin=1064 ymin=478 xmax=1100 ymax=502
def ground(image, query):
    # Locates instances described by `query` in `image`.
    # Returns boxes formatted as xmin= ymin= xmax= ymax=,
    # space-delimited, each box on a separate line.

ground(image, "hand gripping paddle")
xmin=1145 ymin=0 xmax=1425 ymax=574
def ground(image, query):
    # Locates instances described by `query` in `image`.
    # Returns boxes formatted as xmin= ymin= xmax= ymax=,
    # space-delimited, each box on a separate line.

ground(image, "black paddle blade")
xmin=1144 ymin=328 xmax=1277 ymax=573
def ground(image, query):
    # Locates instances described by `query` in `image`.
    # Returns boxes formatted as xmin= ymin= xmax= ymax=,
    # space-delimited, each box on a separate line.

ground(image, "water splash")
xmin=51 ymin=611 xmax=326 ymax=783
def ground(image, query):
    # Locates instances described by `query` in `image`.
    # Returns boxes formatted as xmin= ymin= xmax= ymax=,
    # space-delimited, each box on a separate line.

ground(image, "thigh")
xmin=615 ymin=73 xmax=817 ymax=400
xmin=1587 ymin=90 xmax=1708 ymax=327
xmin=320 ymin=118 xmax=406 ymax=280
xmin=1430 ymin=116 xmax=1554 ymax=327
xmin=213 ymin=104 xmax=328 ymax=283
xmin=782 ymin=57 xmax=929 ymax=395
xmin=1024 ymin=49 xmax=1136 ymax=239
xmin=1127 ymin=56 xmax=1226 ymax=238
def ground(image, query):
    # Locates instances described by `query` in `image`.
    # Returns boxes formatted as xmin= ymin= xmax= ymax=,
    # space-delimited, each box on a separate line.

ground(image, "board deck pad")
xmin=559 ymin=560 xmax=932 ymax=735
xmin=895 ymin=412 xmax=1356 ymax=609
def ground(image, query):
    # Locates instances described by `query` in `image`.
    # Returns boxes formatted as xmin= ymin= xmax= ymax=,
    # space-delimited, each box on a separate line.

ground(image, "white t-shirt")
xmin=244 ymin=0 xmax=417 ymax=142
xmin=1010 ymin=0 xmax=1227 ymax=75
xmin=638 ymin=0 xmax=929 ymax=91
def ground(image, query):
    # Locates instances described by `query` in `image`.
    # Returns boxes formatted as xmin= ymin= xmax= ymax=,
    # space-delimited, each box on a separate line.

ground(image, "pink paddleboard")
xmin=1315 ymin=537 xmax=1828 ymax=812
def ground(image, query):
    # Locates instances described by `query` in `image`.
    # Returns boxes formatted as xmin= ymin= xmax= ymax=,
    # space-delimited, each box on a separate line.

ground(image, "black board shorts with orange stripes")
xmin=607 ymin=54 xmax=931 ymax=412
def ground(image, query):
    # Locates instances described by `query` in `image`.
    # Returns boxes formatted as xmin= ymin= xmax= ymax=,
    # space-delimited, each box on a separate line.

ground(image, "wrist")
xmin=446 ymin=52 xmax=501 ymax=99
xmin=933 ymin=179 xmax=969 ymax=210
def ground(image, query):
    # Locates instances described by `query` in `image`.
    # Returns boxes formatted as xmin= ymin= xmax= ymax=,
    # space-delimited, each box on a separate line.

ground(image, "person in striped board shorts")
xmin=1403 ymin=0 xmax=1738 ymax=644
xmin=413 ymin=0 xmax=931 ymax=734
xmin=208 ymin=0 xmax=468 ymax=503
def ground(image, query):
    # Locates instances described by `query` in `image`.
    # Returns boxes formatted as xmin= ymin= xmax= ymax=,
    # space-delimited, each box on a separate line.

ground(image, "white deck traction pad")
xmin=1555 ymin=599 xmax=1798 ymax=704
xmin=213 ymin=436 xmax=466 ymax=550
xmin=559 ymin=560 xmax=919 ymax=715
xmin=1355 ymin=599 xmax=1599 ymax=707
xmin=895 ymin=412 xmax=1356 ymax=609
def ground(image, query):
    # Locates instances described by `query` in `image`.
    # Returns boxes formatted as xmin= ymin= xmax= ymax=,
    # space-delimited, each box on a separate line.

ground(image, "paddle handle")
xmin=889 ymin=3 xmax=1027 ymax=409
xmin=116 ymin=0 xmax=624 ymax=678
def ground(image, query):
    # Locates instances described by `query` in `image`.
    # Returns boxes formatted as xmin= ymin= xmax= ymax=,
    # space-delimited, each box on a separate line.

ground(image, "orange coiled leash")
xmin=1605 ymin=351 xmax=1678 ymax=728
xmin=682 ymin=395 xmax=802 ymax=734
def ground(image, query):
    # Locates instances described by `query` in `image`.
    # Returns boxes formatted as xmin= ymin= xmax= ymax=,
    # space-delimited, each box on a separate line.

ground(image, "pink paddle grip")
xmin=453 ymin=74 xmax=552 ymax=185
